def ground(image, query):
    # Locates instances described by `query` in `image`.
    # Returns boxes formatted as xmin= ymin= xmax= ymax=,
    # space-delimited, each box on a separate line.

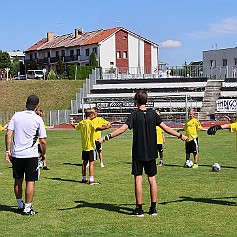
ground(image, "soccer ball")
xmin=212 ymin=163 xmax=221 ymax=172
xmin=185 ymin=160 xmax=193 ymax=168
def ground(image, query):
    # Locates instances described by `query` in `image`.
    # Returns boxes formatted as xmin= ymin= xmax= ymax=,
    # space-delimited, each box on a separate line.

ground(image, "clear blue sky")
xmin=1 ymin=0 xmax=237 ymax=66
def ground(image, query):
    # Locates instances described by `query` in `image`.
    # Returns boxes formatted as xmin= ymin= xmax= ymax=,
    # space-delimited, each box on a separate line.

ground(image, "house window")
xmin=47 ymin=52 xmax=50 ymax=58
xmin=123 ymin=51 xmax=127 ymax=59
xmin=30 ymin=54 xmax=33 ymax=60
xmin=123 ymin=36 xmax=127 ymax=40
xmin=92 ymin=47 xmax=97 ymax=55
xmin=222 ymin=59 xmax=227 ymax=66
xmin=85 ymin=48 xmax=90 ymax=56
xmin=61 ymin=50 xmax=65 ymax=57
xmin=77 ymin=49 xmax=80 ymax=56
xmin=70 ymin=50 xmax=74 ymax=56
xmin=210 ymin=60 xmax=216 ymax=67
xmin=34 ymin=53 xmax=37 ymax=59
xmin=117 ymin=51 xmax=121 ymax=59
xmin=56 ymin=51 xmax=59 ymax=58
xmin=234 ymin=58 xmax=237 ymax=65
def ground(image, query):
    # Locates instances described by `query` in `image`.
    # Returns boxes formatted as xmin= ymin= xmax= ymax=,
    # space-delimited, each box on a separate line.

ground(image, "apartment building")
xmin=24 ymin=27 xmax=159 ymax=74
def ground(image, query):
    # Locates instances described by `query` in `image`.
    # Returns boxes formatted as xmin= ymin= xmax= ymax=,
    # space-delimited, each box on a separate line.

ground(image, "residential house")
xmin=203 ymin=47 xmax=237 ymax=79
xmin=24 ymin=27 xmax=159 ymax=75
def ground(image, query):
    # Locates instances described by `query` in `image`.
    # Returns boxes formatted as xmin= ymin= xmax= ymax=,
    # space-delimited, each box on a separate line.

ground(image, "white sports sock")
xmin=90 ymin=176 xmax=94 ymax=182
xmin=17 ymin=198 xmax=24 ymax=208
xmin=24 ymin=203 xmax=32 ymax=212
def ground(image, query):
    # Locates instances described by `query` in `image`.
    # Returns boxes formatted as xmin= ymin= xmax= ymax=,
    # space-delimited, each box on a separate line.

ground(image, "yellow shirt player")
xmin=92 ymin=107 xmax=120 ymax=167
xmin=71 ymin=108 xmax=110 ymax=185
xmin=156 ymin=126 xmax=165 ymax=166
xmin=184 ymin=108 xmax=203 ymax=168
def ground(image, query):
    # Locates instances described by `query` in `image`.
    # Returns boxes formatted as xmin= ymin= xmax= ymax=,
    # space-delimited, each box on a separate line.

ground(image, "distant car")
xmin=14 ymin=75 xmax=26 ymax=80
xmin=19 ymin=74 xmax=26 ymax=80
xmin=27 ymin=70 xmax=44 ymax=79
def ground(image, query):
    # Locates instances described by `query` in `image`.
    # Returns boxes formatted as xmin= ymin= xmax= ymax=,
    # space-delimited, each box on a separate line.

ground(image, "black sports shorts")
xmin=132 ymin=159 xmax=157 ymax=177
xmin=82 ymin=150 xmax=96 ymax=162
xmin=12 ymin=157 xmax=39 ymax=181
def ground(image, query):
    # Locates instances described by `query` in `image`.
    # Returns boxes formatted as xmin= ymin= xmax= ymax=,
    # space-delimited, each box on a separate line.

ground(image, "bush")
xmin=47 ymin=70 xmax=57 ymax=80
xmin=67 ymin=65 xmax=94 ymax=80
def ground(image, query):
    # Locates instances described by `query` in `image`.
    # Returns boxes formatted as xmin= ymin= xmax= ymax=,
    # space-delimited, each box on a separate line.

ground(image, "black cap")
xmin=26 ymin=95 xmax=39 ymax=110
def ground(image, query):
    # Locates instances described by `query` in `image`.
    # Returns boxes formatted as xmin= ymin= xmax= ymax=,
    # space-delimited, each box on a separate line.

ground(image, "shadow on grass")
xmin=63 ymin=162 xmax=82 ymax=167
xmin=0 ymin=204 xmax=20 ymax=213
xmin=159 ymin=196 xmax=236 ymax=206
xmin=161 ymin=163 xmax=236 ymax=169
xmin=59 ymin=200 xmax=134 ymax=215
xmin=44 ymin=177 xmax=81 ymax=183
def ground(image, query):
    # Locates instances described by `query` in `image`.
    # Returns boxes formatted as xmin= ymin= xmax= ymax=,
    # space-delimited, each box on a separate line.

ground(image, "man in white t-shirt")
xmin=5 ymin=95 xmax=47 ymax=215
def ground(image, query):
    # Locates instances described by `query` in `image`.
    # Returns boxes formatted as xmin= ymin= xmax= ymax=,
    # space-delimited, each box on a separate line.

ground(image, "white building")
xmin=203 ymin=47 xmax=237 ymax=79
xmin=24 ymin=27 xmax=159 ymax=74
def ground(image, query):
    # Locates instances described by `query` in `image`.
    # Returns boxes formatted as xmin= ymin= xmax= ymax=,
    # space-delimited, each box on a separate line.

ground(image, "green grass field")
xmin=0 ymin=129 xmax=236 ymax=237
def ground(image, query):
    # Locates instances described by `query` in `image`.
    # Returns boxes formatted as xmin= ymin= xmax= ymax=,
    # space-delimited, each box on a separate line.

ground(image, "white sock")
xmin=17 ymin=198 xmax=24 ymax=208
xmin=90 ymin=176 xmax=94 ymax=182
xmin=24 ymin=203 xmax=32 ymax=212
xmin=160 ymin=159 xmax=163 ymax=163
xmin=82 ymin=176 xmax=87 ymax=181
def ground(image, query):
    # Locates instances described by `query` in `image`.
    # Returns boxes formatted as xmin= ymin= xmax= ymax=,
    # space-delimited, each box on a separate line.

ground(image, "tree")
xmin=0 ymin=51 xmax=11 ymax=69
xmin=56 ymin=58 xmax=65 ymax=78
xmin=89 ymin=52 xmax=97 ymax=68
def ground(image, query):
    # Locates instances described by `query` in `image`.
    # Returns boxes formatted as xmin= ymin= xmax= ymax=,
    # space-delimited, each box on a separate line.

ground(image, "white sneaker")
xmin=100 ymin=163 xmax=105 ymax=168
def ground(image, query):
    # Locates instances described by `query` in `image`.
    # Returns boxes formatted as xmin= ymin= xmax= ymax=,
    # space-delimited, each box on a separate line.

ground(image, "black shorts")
xmin=82 ymin=150 xmax=96 ymax=162
xmin=157 ymin=144 xmax=163 ymax=152
xmin=186 ymin=138 xmax=199 ymax=153
xmin=12 ymin=157 xmax=39 ymax=181
xmin=132 ymin=159 xmax=157 ymax=177
xmin=95 ymin=142 xmax=102 ymax=152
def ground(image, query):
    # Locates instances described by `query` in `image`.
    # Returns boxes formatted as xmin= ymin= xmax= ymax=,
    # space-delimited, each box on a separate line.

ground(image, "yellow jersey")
xmin=0 ymin=124 xmax=3 ymax=131
xmin=156 ymin=126 xmax=164 ymax=144
xmin=230 ymin=121 xmax=237 ymax=149
xmin=92 ymin=117 xmax=109 ymax=140
xmin=184 ymin=118 xmax=202 ymax=142
xmin=75 ymin=119 xmax=98 ymax=151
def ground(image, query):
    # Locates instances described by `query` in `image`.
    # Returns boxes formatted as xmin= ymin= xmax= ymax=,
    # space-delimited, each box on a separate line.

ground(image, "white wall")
xmin=100 ymin=35 xmax=116 ymax=68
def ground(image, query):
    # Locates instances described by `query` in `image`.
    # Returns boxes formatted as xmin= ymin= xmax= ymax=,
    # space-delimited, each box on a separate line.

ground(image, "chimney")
xmin=47 ymin=32 xmax=54 ymax=41
xmin=75 ymin=28 xmax=83 ymax=38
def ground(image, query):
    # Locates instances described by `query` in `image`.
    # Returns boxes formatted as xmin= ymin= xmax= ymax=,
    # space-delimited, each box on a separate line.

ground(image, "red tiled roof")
xmin=83 ymin=27 xmax=120 ymax=45
xmin=25 ymin=38 xmax=48 ymax=52
xmin=24 ymin=27 xmax=158 ymax=52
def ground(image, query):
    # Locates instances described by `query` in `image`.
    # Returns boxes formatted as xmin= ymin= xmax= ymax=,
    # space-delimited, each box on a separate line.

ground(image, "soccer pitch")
xmin=0 ymin=129 xmax=236 ymax=237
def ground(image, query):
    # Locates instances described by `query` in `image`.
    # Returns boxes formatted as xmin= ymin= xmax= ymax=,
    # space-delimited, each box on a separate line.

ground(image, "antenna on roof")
xmin=115 ymin=20 xmax=120 ymax=27
xmin=55 ymin=21 xmax=63 ymax=35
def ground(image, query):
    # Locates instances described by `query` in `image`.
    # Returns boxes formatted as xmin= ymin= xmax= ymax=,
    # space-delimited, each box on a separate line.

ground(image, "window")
xmin=70 ymin=50 xmax=74 ymax=56
xmin=47 ymin=52 xmax=50 ymax=58
xmin=123 ymin=36 xmax=127 ymax=40
xmin=222 ymin=59 xmax=227 ymax=66
xmin=92 ymin=47 xmax=97 ymax=55
xmin=234 ymin=58 xmax=237 ymax=65
xmin=30 ymin=54 xmax=33 ymax=60
xmin=123 ymin=51 xmax=127 ymax=59
xmin=56 ymin=51 xmax=59 ymax=58
xmin=210 ymin=60 xmax=216 ymax=67
xmin=34 ymin=53 xmax=37 ymax=59
xmin=85 ymin=48 xmax=90 ymax=56
xmin=77 ymin=49 xmax=80 ymax=56
xmin=61 ymin=50 xmax=65 ymax=57
xmin=117 ymin=51 xmax=121 ymax=59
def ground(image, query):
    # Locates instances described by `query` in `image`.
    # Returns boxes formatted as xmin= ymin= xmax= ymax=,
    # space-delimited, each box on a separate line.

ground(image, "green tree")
xmin=0 ymin=51 xmax=11 ymax=69
xmin=56 ymin=58 xmax=65 ymax=78
xmin=89 ymin=52 xmax=97 ymax=68
xmin=47 ymin=70 xmax=57 ymax=80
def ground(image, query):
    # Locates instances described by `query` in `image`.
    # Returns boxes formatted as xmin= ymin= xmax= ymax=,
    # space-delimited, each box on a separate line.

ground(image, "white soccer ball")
xmin=212 ymin=163 xmax=221 ymax=172
xmin=185 ymin=160 xmax=193 ymax=168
